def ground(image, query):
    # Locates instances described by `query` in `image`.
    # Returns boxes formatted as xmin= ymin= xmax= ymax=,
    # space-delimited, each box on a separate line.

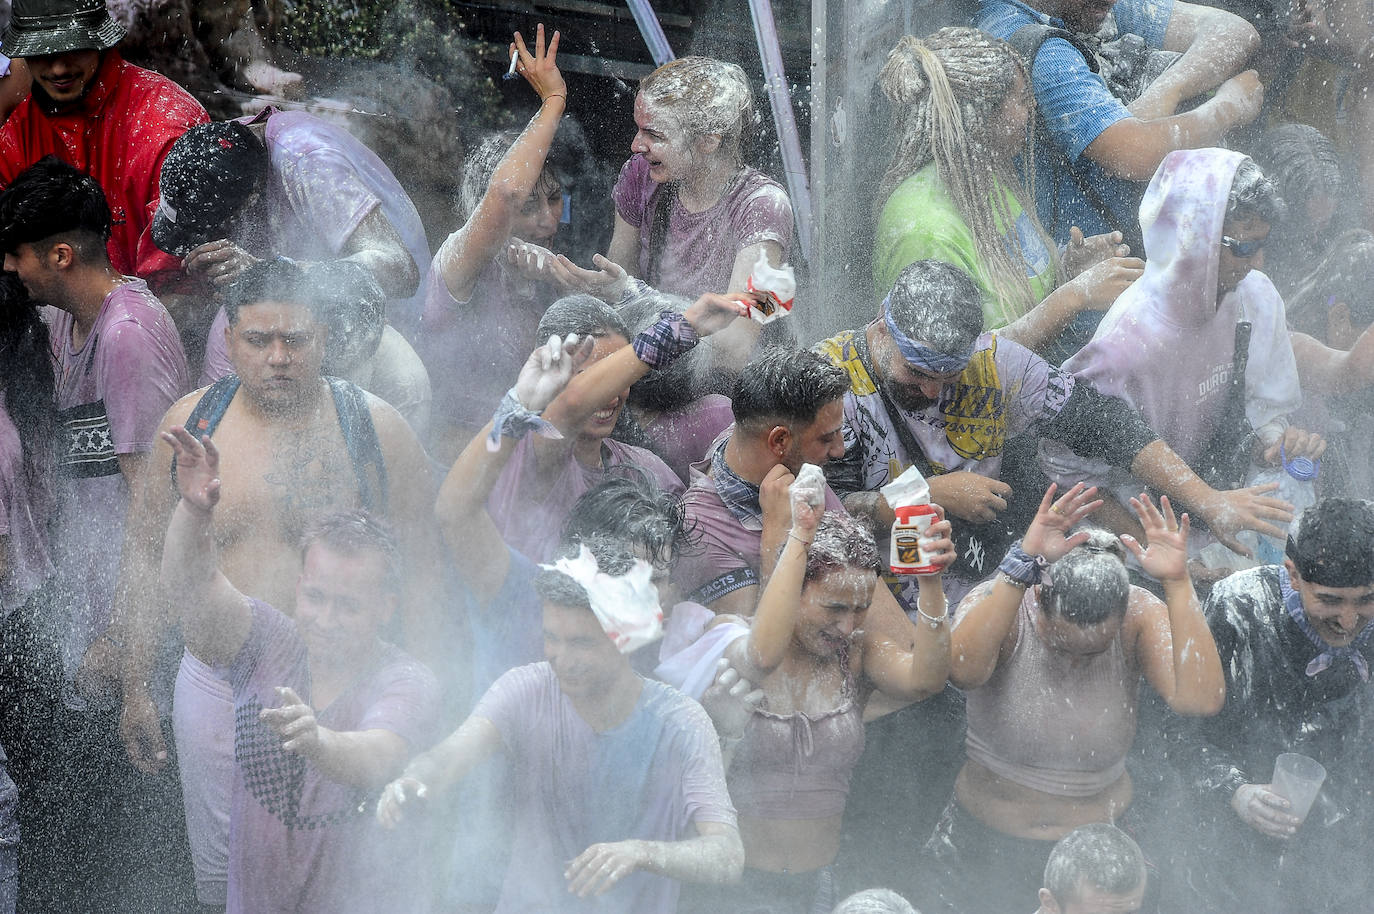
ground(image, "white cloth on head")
xmin=542 ymin=546 xmax=664 ymax=653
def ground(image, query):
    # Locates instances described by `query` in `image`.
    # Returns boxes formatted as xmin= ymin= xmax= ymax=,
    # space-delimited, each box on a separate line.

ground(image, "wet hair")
xmin=299 ymin=510 xmax=402 ymax=596
xmin=536 ymin=294 xmax=629 ymax=342
xmin=0 ymin=274 xmax=55 ymax=485
xmin=0 ymin=155 xmax=111 ymax=258
xmin=456 ymin=127 xmax=571 ymax=223
xmin=831 ymin=888 xmax=920 ymax=914
xmin=1039 ymin=528 xmax=1130 ymax=627
xmin=805 ymin=512 xmax=881 ymax=584
xmin=1226 ymin=157 xmax=1287 ymax=227
xmin=1249 ymin=124 xmax=1344 ymax=227
xmin=638 ymin=56 xmax=757 ymax=161
xmin=1286 ymin=498 xmax=1374 ymax=588
xmin=1284 ymin=229 xmax=1374 ymax=337
xmin=300 ymin=260 xmax=386 ymax=372
xmin=617 ymin=289 xmax=712 ymax=411
xmin=1043 ymin=823 xmax=1145 ymax=905
xmin=730 ymin=347 xmax=849 ymax=431
xmin=561 ymin=474 xmax=691 ymax=570
xmin=878 ymin=28 xmax=1051 ymax=320
xmin=535 ymin=534 xmax=638 ymax=611
xmin=885 ymin=260 xmax=986 ymax=356
xmin=223 ymin=258 xmax=316 ymax=326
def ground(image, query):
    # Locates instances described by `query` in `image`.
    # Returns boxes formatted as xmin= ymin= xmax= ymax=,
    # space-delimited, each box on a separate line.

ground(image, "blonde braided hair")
xmin=878 ymin=28 xmax=1056 ymax=320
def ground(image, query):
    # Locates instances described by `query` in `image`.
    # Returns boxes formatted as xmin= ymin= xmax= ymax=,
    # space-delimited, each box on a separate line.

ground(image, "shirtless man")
xmin=114 ymin=258 xmax=440 ymax=908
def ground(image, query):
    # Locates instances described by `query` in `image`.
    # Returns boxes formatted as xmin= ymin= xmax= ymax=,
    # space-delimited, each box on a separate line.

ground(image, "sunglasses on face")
xmin=1220 ymin=235 xmax=1267 ymax=258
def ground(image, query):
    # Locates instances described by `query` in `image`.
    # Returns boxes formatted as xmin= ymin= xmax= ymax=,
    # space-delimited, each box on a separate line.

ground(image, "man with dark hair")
xmin=671 ymin=346 xmax=850 ymax=615
xmin=376 ymin=534 xmax=744 ymax=914
xmin=115 ymin=257 xmax=441 ymax=907
xmin=1037 ymin=823 xmax=1147 ymax=914
xmin=819 ymin=259 xmax=1295 ymax=602
xmin=0 ymin=0 xmax=208 ymax=285
xmin=160 ymin=428 xmax=439 ymax=914
xmin=1172 ymin=498 xmax=1374 ymax=912
xmin=0 ymin=153 xmax=192 ymax=910
xmin=202 ymin=257 xmax=431 ymax=437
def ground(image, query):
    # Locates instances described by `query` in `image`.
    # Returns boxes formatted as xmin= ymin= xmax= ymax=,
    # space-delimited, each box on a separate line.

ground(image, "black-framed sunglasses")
xmin=1220 ymin=235 xmax=1266 ymax=257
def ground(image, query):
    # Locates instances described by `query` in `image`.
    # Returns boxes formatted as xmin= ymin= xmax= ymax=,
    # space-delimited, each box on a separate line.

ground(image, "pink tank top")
xmin=728 ymin=662 xmax=865 ymax=820
xmin=964 ymin=588 xmax=1140 ymax=797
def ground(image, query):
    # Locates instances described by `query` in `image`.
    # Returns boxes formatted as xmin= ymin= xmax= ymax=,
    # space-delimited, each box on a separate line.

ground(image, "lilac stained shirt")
xmin=639 ymin=394 xmax=735 ymax=485
xmin=487 ymin=434 xmax=685 ymax=563
xmin=237 ymin=108 xmax=431 ymax=337
xmin=225 ymin=600 xmax=439 ymax=914
xmin=47 ymin=279 xmax=189 ymax=677
xmin=413 ymin=240 xmax=553 ymax=438
xmin=473 ymin=662 xmax=736 ymax=914
xmin=612 ymin=155 xmax=793 ymax=297
xmin=0 ymin=392 xmax=53 ymax=613
xmin=673 ymin=439 xmax=846 ymax=607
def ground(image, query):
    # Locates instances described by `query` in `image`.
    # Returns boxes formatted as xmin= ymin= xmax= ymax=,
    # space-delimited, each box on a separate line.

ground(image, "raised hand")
xmin=162 ymin=426 xmax=221 ymax=513
xmin=917 ymin=504 xmax=957 ymax=573
xmin=514 ymin=333 xmax=596 ymax=413
xmin=1022 ymin=483 xmax=1103 ymax=562
xmin=684 ymin=291 xmax=754 ymax=337
xmin=376 ymin=775 xmax=429 ymax=830
xmin=511 ymin=23 xmax=565 ymax=103
xmin=1122 ymin=493 xmax=1190 ymax=583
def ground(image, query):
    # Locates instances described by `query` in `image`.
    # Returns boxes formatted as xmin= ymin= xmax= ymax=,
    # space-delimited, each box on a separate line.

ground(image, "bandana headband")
xmin=882 ymin=294 xmax=975 ymax=375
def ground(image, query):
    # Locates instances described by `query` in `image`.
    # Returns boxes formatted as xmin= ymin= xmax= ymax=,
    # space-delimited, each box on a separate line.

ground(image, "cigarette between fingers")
xmin=504 ymin=49 xmax=519 ymax=78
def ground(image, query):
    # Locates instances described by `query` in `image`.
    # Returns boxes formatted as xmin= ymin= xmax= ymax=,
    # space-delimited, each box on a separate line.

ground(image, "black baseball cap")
xmin=152 ymin=121 xmax=268 ymax=257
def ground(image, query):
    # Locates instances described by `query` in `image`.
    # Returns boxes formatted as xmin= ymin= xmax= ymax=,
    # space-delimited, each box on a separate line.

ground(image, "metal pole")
xmin=625 ymin=0 xmax=677 ymax=67
xmin=748 ymin=0 xmax=813 ymax=262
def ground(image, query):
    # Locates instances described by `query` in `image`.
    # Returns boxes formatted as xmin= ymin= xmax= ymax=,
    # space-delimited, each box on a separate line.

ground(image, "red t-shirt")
xmin=0 ymin=51 xmax=208 ymax=286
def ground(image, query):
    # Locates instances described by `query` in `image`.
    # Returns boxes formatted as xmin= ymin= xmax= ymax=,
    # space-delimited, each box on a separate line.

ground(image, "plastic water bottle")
xmin=1248 ymin=445 xmax=1319 ymax=566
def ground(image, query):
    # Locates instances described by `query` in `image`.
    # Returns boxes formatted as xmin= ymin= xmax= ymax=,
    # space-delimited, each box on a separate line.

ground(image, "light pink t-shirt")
xmin=487 ymin=434 xmax=685 ymax=563
xmin=0 ymin=392 xmax=53 ymax=612
xmin=612 ymin=155 xmax=793 ymax=297
xmin=225 ymin=601 xmax=439 ymax=914
xmin=47 ymin=279 xmax=189 ymax=676
xmin=473 ymin=662 xmax=735 ymax=914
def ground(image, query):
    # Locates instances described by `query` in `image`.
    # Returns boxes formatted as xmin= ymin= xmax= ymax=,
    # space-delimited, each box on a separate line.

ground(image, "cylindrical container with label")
xmin=890 ymin=504 xmax=941 ymax=575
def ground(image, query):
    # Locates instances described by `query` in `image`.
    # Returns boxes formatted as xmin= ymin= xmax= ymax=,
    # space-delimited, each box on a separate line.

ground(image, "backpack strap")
xmin=1006 ymin=23 xmax=1100 ymax=75
xmin=171 ymin=375 xmax=242 ymax=485
xmin=327 ymin=376 xmax=389 ymax=515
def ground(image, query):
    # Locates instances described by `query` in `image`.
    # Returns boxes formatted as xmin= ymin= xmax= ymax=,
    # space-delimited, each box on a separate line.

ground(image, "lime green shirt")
xmin=874 ymin=164 xmax=1056 ymax=329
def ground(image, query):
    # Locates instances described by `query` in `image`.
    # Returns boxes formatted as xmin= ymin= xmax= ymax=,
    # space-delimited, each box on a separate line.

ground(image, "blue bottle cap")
xmin=1281 ymin=443 xmax=1320 ymax=481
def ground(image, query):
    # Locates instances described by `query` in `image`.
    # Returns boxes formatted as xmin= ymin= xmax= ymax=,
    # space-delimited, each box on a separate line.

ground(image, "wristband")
xmin=632 ymin=310 xmax=699 ymax=369
xmin=998 ymin=539 xmax=1047 ymax=587
xmin=786 ymin=531 xmax=813 ymax=549
xmin=485 ymin=387 xmax=562 ymax=451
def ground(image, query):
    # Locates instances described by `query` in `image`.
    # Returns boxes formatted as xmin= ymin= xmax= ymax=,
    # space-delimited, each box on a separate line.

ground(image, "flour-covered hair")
xmin=878 ymin=28 xmax=1053 ymax=319
xmin=638 ymin=56 xmax=758 ymax=161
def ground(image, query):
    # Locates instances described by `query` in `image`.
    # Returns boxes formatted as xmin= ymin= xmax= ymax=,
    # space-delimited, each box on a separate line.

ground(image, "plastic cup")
xmin=1271 ymin=752 xmax=1327 ymax=823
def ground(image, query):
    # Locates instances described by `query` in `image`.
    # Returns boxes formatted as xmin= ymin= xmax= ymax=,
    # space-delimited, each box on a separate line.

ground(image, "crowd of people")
xmin=2 ymin=0 xmax=1374 ymax=911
